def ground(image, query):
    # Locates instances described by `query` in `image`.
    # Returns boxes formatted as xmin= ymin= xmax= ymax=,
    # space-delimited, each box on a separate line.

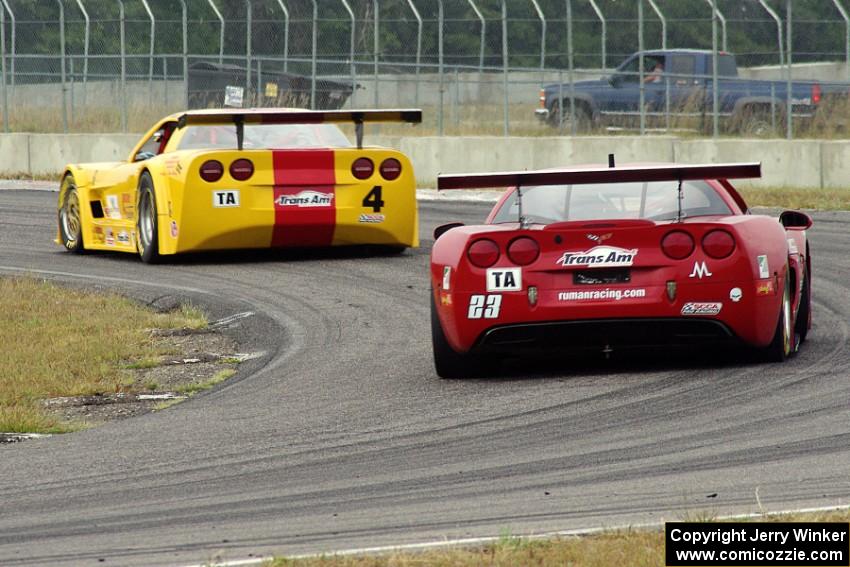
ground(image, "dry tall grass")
xmin=0 ymin=276 xmax=206 ymax=432
xmin=266 ymin=510 xmax=850 ymax=566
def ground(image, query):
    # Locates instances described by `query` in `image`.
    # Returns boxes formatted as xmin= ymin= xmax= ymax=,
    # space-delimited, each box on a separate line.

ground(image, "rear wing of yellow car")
xmin=175 ymin=108 xmax=422 ymax=150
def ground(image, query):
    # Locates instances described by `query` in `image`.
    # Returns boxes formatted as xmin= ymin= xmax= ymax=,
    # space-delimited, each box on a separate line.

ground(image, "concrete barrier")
xmin=3 ymin=132 xmax=850 ymax=190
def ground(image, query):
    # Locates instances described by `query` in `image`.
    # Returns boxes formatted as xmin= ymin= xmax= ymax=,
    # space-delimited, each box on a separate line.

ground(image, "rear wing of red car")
xmin=439 ymin=162 xmax=761 ymax=224
xmin=437 ymin=162 xmax=761 ymax=190
xmin=176 ymin=108 xmax=422 ymax=149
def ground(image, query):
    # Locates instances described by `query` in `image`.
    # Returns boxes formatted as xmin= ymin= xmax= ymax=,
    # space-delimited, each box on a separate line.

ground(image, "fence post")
xmin=140 ymin=0 xmax=154 ymax=102
xmin=74 ymin=0 xmax=89 ymax=110
xmin=311 ymin=0 xmax=317 ymax=109
xmin=647 ymin=0 xmax=666 ymax=49
xmin=245 ymin=0 xmax=252 ymax=104
xmin=466 ymin=0 xmax=485 ymax=72
xmin=710 ymin=0 xmax=719 ymax=138
xmin=638 ymin=0 xmax=645 ymax=135
xmin=530 ymin=0 xmax=546 ymax=69
xmin=438 ymin=0 xmax=444 ymax=134
xmin=340 ymin=0 xmax=357 ymax=107
xmin=163 ymin=56 xmax=167 ymax=107
xmin=206 ymin=0 xmax=224 ymax=65
xmin=404 ymin=0 xmax=422 ymax=108
xmin=587 ymin=0 xmax=606 ymax=70
xmin=1 ymin=1 xmax=14 ymax=92
xmin=57 ymin=0 xmax=67 ymax=133
xmin=786 ymin=0 xmax=792 ymax=140
xmin=566 ymin=0 xmax=575 ymax=136
xmin=501 ymin=0 xmax=508 ymax=136
xmin=829 ymin=0 xmax=850 ymax=81
xmin=117 ymin=0 xmax=127 ymax=132
xmin=1 ymin=3 xmax=6 ymax=133
xmin=373 ymin=0 xmax=379 ymax=109
xmin=179 ymin=0 xmax=188 ymax=108
xmin=756 ymin=0 xmax=784 ymax=67
xmin=703 ymin=0 xmax=727 ymax=52
xmin=275 ymin=1 xmax=289 ymax=73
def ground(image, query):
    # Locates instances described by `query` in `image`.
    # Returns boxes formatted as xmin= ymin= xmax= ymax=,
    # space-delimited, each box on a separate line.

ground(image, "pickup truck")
xmin=536 ymin=49 xmax=849 ymax=135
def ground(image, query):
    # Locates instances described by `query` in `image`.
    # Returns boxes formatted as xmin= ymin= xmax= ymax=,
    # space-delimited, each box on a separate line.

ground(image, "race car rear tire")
xmin=794 ymin=267 xmax=811 ymax=345
xmin=431 ymin=292 xmax=479 ymax=379
xmin=763 ymin=269 xmax=794 ymax=362
xmin=136 ymin=172 xmax=161 ymax=264
xmin=58 ymin=175 xmax=85 ymax=253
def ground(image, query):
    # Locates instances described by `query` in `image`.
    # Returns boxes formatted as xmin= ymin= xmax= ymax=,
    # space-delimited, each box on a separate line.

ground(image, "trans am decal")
xmin=276 ymin=191 xmax=333 ymax=207
xmin=557 ymin=246 xmax=637 ymax=268
xmin=272 ymin=150 xmax=336 ymax=247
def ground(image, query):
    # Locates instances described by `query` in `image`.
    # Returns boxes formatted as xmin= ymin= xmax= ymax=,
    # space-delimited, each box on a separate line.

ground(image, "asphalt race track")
xmin=1 ymin=188 xmax=849 ymax=566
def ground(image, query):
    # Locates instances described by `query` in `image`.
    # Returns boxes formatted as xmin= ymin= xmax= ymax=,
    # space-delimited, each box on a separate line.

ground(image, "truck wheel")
xmin=549 ymin=100 xmax=591 ymax=133
xmin=738 ymin=107 xmax=778 ymax=137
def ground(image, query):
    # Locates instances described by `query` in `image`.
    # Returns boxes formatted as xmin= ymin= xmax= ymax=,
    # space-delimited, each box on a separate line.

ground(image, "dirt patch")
xmin=38 ymin=329 xmax=249 ymax=429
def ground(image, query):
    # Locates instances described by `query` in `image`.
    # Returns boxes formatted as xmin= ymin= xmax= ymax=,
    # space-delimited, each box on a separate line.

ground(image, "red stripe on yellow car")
xmin=271 ymin=150 xmax=336 ymax=247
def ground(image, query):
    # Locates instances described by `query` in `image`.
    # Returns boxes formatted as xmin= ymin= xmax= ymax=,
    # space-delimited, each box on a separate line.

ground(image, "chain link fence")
xmin=1 ymin=0 xmax=850 ymax=138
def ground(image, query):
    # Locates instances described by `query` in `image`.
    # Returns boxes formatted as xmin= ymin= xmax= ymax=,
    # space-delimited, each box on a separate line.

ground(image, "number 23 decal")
xmin=468 ymin=294 xmax=502 ymax=319
xmin=362 ymin=186 xmax=385 ymax=212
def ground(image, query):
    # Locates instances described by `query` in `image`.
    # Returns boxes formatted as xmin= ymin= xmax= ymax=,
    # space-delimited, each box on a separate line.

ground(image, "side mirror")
xmin=608 ymin=74 xmax=622 ymax=87
xmin=434 ymin=222 xmax=464 ymax=241
xmin=134 ymin=151 xmax=156 ymax=162
xmin=779 ymin=210 xmax=812 ymax=230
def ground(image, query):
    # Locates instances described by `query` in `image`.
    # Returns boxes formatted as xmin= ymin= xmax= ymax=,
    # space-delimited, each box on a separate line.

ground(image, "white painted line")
xmin=0 ymin=179 xmax=56 ymax=191
xmin=137 ymin=393 xmax=187 ymax=401
xmin=232 ymin=351 xmax=266 ymax=362
xmin=0 ymin=433 xmax=52 ymax=441
xmin=211 ymin=311 xmax=255 ymax=327
xmin=0 ymin=266 xmax=210 ymax=295
xmin=177 ymin=502 xmax=850 ymax=567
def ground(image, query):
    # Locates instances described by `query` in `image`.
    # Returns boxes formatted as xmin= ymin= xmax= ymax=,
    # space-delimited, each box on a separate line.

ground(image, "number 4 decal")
xmin=362 ymin=186 xmax=385 ymax=212
xmin=467 ymin=294 xmax=502 ymax=319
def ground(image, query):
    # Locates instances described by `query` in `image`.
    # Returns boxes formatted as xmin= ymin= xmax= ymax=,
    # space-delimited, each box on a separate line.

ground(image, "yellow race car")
xmin=57 ymin=108 xmax=421 ymax=263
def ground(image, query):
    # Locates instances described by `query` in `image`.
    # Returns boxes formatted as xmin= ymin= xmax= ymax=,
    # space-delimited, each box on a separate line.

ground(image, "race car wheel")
xmin=431 ymin=291 xmax=479 ymax=379
xmin=136 ymin=172 xmax=161 ymax=264
xmin=764 ymin=269 xmax=794 ymax=362
xmin=794 ymin=266 xmax=811 ymax=345
xmin=58 ymin=175 xmax=84 ymax=253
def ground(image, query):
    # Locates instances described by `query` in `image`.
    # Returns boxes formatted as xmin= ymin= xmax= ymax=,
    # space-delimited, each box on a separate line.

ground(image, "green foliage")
xmin=4 ymin=1 xmax=849 ymax=74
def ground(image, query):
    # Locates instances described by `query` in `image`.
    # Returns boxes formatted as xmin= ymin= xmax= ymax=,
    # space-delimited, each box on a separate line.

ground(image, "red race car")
xmin=430 ymin=160 xmax=812 ymax=378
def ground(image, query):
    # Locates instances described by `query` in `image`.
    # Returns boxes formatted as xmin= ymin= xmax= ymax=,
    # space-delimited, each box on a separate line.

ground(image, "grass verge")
xmin=738 ymin=186 xmax=850 ymax=211
xmin=0 ymin=276 xmax=207 ymax=433
xmin=265 ymin=510 xmax=850 ymax=566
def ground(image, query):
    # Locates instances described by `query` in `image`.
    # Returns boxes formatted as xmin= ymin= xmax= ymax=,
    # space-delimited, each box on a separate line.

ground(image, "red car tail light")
xmin=467 ymin=239 xmax=500 ymax=268
xmin=351 ymin=157 xmax=374 ymax=180
xmin=702 ymin=229 xmax=736 ymax=259
xmin=229 ymin=158 xmax=254 ymax=181
xmin=812 ymin=83 xmax=822 ymax=106
xmin=379 ymin=158 xmax=402 ymax=180
xmin=661 ymin=230 xmax=695 ymax=260
xmin=507 ymin=236 xmax=540 ymax=265
xmin=199 ymin=160 xmax=224 ymax=182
